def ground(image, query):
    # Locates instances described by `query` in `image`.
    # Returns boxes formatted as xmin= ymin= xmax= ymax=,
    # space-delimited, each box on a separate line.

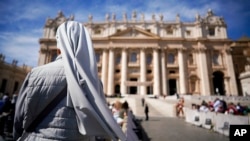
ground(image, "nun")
xmin=14 ymin=21 xmax=126 ymax=141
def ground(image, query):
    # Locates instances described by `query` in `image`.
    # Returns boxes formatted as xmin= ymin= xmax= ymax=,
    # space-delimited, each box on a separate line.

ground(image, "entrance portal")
xmin=129 ymin=86 xmax=137 ymax=94
xmin=129 ymin=78 xmax=138 ymax=94
xmin=213 ymin=71 xmax=225 ymax=95
xmin=147 ymin=86 xmax=153 ymax=95
xmin=169 ymin=79 xmax=177 ymax=95
xmin=115 ymin=84 xmax=120 ymax=94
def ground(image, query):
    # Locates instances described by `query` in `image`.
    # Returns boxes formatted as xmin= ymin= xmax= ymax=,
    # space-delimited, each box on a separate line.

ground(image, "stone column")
xmin=101 ymin=49 xmax=108 ymax=94
xmin=224 ymin=77 xmax=230 ymax=95
xmin=224 ymin=49 xmax=238 ymax=95
xmin=161 ymin=49 xmax=168 ymax=95
xmin=239 ymin=48 xmax=250 ymax=96
xmin=153 ymin=48 xmax=160 ymax=95
xmin=178 ymin=48 xmax=188 ymax=94
xmin=121 ymin=48 xmax=128 ymax=95
xmin=38 ymin=48 xmax=48 ymax=66
xmin=196 ymin=43 xmax=212 ymax=95
xmin=140 ymin=48 xmax=147 ymax=95
xmin=176 ymin=79 xmax=180 ymax=94
xmin=107 ymin=48 xmax=115 ymax=96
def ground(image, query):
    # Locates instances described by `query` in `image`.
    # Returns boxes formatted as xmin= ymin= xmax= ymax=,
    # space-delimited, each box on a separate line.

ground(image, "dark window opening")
xmin=130 ymin=78 xmax=137 ymax=81
xmin=13 ymin=81 xmax=19 ymax=93
xmin=169 ymin=70 xmax=176 ymax=74
xmin=0 ymin=79 xmax=7 ymax=93
xmin=169 ymin=79 xmax=177 ymax=95
xmin=147 ymin=70 xmax=152 ymax=74
xmin=208 ymin=28 xmax=215 ymax=36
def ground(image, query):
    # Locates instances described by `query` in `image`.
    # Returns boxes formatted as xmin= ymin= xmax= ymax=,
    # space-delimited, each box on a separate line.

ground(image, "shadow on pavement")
xmin=134 ymin=118 xmax=151 ymax=141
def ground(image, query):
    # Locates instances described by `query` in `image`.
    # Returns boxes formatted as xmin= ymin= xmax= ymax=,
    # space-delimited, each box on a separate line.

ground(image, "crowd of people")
xmin=109 ymin=101 xmax=128 ymax=125
xmin=192 ymin=98 xmax=250 ymax=115
xmin=108 ymin=100 xmax=131 ymax=133
xmin=0 ymin=93 xmax=17 ymax=140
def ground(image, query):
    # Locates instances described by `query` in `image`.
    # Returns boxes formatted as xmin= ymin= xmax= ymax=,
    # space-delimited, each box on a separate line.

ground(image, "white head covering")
xmin=56 ymin=21 xmax=126 ymax=141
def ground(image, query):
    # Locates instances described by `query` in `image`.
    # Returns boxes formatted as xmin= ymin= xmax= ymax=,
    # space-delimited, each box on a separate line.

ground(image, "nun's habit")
xmin=56 ymin=21 xmax=126 ymax=141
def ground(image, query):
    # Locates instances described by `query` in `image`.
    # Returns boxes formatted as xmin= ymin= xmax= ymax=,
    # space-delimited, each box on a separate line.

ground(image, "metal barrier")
xmin=185 ymin=108 xmax=250 ymax=136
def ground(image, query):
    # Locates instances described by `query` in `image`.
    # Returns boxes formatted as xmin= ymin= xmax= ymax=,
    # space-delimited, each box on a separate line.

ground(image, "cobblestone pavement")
xmin=136 ymin=116 xmax=229 ymax=141
xmin=111 ymin=96 xmax=229 ymax=141
xmin=128 ymin=96 xmax=230 ymax=141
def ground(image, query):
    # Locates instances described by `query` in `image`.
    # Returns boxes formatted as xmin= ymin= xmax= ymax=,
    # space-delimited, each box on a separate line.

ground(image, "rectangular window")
xmin=95 ymin=53 xmax=100 ymax=63
xmin=166 ymin=26 xmax=173 ymax=35
xmin=208 ymin=28 xmax=215 ymax=36
xmin=116 ymin=55 xmax=121 ymax=64
xmin=167 ymin=53 xmax=175 ymax=64
xmin=166 ymin=29 xmax=173 ymax=35
xmin=146 ymin=55 xmax=152 ymax=65
xmin=94 ymin=29 xmax=101 ymax=34
xmin=186 ymin=30 xmax=191 ymax=36
xmin=130 ymin=52 xmax=137 ymax=63
xmin=213 ymin=53 xmax=220 ymax=65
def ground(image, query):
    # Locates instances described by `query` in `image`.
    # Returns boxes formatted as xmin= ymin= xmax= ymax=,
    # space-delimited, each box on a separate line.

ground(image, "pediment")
xmin=109 ymin=27 xmax=160 ymax=39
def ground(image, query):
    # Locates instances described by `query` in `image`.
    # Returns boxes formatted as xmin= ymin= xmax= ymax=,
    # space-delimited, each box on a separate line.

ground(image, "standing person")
xmin=141 ymin=97 xmax=145 ymax=106
xmin=175 ymin=92 xmax=180 ymax=99
xmin=13 ymin=21 xmax=126 ymax=141
xmin=176 ymin=97 xmax=185 ymax=117
xmin=144 ymin=104 xmax=149 ymax=121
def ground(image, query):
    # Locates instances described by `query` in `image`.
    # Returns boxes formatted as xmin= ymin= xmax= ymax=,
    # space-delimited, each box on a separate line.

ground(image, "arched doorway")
xmin=213 ymin=71 xmax=225 ymax=95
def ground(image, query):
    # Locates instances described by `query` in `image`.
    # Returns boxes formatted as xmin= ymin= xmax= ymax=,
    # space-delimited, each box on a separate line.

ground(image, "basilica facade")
xmin=38 ymin=10 xmax=242 ymax=96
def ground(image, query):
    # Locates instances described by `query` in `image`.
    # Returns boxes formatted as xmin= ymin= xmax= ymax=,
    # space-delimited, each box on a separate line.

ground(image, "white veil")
xmin=56 ymin=21 xmax=126 ymax=141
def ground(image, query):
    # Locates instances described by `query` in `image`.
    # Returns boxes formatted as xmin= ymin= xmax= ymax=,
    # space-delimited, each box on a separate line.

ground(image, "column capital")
xmin=177 ymin=47 xmax=187 ymax=52
xmin=224 ymin=48 xmax=232 ymax=54
xmin=161 ymin=47 xmax=168 ymax=51
xmin=140 ymin=47 xmax=146 ymax=51
xmin=195 ymin=47 xmax=207 ymax=53
xmin=122 ymin=47 xmax=128 ymax=51
xmin=153 ymin=47 xmax=160 ymax=51
xmin=102 ymin=48 xmax=108 ymax=51
xmin=109 ymin=47 xmax=115 ymax=50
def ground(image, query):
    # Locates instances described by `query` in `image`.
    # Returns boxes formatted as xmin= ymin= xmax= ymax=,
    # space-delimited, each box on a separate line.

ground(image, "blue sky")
xmin=0 ymin=0 xmax=249 ymax=67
